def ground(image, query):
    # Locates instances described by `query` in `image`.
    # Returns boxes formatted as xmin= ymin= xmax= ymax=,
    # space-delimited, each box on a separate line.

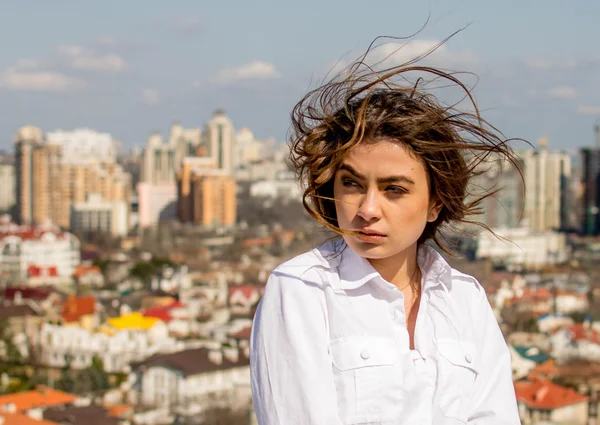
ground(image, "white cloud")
xmin=547 ymin=85 xmax=578 ymax=99
xmin=320 ymin=39 xmax=478 ymax=82
xmin=212 ymin=61 xmax=281 ymax=85
xmin=0 ymin=64 xmax=84 ymax=92
xmin=141 ymin=88 xmax=160 ymax=105
xmin=59 ymin=45 xmax=127 ymax=72
xmin=577 ymin=105 xmax=600 ymax=116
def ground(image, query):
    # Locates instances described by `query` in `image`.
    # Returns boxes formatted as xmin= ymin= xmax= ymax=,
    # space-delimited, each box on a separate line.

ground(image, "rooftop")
xmin=515 ymin=380 xmax=588 ymax=409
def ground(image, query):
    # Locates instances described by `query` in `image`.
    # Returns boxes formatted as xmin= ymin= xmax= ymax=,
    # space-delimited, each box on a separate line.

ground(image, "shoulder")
xmin=450 ymin=268 xmax=486 ymax=297
xmin=262 ymin=239 xmax=341 ymax=298
xmin=271 ymin=239 xmax=341 ymax=281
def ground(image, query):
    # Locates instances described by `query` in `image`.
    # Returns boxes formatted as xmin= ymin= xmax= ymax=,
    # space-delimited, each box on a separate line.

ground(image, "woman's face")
xmin=333 ymin=140 xmax=441 ymax=262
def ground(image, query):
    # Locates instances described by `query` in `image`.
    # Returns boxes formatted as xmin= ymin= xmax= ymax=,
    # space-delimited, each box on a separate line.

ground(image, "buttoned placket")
xmin=382 ymin=277 xmax=436 ymax=425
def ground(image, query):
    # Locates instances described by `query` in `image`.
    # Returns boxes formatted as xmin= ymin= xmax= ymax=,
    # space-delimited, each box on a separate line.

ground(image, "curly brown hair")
xmin=288 ymin=37 xmax=524 ymax=253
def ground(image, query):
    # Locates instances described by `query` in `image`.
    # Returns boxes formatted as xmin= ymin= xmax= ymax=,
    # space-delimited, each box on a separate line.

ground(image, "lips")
xmin=355 ymin=230 xmax=387 ymax=243
xmin=358 ymin=230 xmax=386 ymax=237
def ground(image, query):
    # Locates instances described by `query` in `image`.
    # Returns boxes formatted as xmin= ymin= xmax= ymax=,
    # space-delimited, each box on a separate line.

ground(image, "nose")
xmin=357 ymin=188 xmax=382 ymax=222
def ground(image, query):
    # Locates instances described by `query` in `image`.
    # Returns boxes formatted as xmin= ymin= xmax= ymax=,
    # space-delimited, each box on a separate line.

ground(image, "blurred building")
xmin=0 ymin=159 xmax=15 ymax=214
xmin=14 ymin=126 xmax=131 ymax=229
xmin=141 ymin=122 xmax=200 ymax=185
xmin=519 ymin=138 xmax=571 ymax=232
xmin=0 ymin=218 xmax=80 ymax=279
xmin=204 ymin=110 xmax=235 ymax=175
xmin=468 ymin=153 xmax=525 ymax=230
xmin=177 ymin=157 xmax=236 ymax=227
xmin=138 ymin=122 xmax=201 ymax=228
xmin=14 ymin=126 xmax=45 ymax=225
xmin=476 ymin=226 xmax=568 ymax=271
xmin=137 ymin=182 xmax=178 ymax=227
xmin=581 ymin=123 xmax=600 ymax=235
xmin=70 ymin=193 xmax=129 ymax=236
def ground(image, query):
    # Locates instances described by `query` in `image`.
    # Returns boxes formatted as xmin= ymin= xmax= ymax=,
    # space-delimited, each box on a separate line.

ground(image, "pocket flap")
xmin=437 ymin=338 xmax=478 ymax=372
xmin=330 ymin=336 xmax=398 ymax=371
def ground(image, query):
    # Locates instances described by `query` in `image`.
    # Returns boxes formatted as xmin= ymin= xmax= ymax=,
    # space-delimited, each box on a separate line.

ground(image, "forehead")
xmin=340 ymin=141 xmax=426 ymax=174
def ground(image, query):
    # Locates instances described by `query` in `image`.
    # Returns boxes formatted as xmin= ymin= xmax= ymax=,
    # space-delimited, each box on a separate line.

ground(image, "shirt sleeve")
xmin=467 ymin=287 xmax=521 ymax=425
xmin=250 ymin=268 xmax=344 ymax=425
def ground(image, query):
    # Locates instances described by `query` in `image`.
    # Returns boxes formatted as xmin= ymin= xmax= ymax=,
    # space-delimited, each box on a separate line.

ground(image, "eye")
xmin=341 ymin=178 xmax=359 ymax=188
xmin=386 ymin=186 xmax=407 ymax=195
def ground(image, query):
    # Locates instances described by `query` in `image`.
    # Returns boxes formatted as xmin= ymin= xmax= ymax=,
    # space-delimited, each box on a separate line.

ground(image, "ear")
xmin=427 ymin=199 xmax=443 ymax=223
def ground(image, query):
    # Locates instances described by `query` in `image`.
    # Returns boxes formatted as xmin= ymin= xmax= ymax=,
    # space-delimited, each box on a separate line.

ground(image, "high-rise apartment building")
xmin=138 ymin=122 xmax=200 ymax=228
xmin=141 ymin=122 xmax=201 ymax=185
xmin=15 ymin=126 xmax=44 ymax=224
xmin=14 ymin=126 xmax=131 ymax=229
xmin=468 ymin=153 xmax=525 ymax=230
xmin=204 ymin=110 xmax=235 ymax=175
xmin=519 ymin=138 xmax=571 ymax=232
xmin=177 ymin=157 xmax=236 ymax=227
xmin=581 ymin=123 xmax=600 ymax=235
xmin=0 ymin=159 xmax=15 ymax=214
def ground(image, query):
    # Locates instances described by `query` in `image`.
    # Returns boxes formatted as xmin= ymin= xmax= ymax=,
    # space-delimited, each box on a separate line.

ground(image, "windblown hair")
xmin=288 ymin=36 xmax=524 ymax=253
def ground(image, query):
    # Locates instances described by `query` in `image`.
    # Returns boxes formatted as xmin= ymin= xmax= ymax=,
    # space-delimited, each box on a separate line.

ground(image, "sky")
xmin=0 ymin=0 xmax=598 ymax=153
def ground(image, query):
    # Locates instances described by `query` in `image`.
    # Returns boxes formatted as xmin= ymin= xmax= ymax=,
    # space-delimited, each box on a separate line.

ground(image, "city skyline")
xmin=0 ymin=1 xmax=599 ymax=151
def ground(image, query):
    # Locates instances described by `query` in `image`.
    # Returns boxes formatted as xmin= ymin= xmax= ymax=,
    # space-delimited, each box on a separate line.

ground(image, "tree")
xmin=74 ymin=355 xmax=109 ymax=394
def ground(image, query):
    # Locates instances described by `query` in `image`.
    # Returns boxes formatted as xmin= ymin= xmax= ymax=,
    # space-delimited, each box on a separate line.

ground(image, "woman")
xmin=250 ymin=38 xmax=522 ymax=425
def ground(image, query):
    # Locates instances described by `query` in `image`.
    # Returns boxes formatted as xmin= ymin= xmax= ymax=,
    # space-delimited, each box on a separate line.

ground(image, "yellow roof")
xmin=107 ymin=312 xmax=159 ymax=330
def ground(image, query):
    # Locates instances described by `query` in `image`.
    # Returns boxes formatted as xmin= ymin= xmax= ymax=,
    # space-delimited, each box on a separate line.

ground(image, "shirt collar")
xmin=336 ymin=240 xmax=452 ymax=292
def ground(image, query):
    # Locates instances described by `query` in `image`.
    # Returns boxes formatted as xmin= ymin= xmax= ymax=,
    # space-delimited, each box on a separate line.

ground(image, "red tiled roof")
xmin=61 ymin=296 xmax=96 ymax=323
xmin=106 ymin=404 xmax=132 ymax=418
xmin=229 ymin=326 xmax=252 ymax=340
xmin=567 ymin=324 xmax=600 ymax=345
xmin=4 ymin=287 xmax=51 ymax=301
xmin=143 ymin=306 xmax=173 ymax=323
xmin=73 ymin=265 xmax=101 ymax=278
xmin=0 ymin=228 xmax=63 ymax=242
xmin=515 ymin=380 xmax=588 ymax=409
xmin=229 ymin=285 xmax=259 ymax=300
xmin=242 ymin=237 xmax=274 ymax=247
xmin=0 ymin=386 xmax=76 ymax=412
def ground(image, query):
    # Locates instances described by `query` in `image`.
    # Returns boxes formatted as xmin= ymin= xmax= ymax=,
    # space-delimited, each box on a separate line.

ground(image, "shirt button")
xmin=360 ymin=349 xmax=371 ymax=360
xmin=465 ymin=353 xmax=473 ymax=364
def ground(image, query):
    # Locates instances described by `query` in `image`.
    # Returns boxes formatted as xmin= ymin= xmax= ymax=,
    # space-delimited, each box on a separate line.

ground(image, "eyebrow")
xmin=339 ymin=164 xmax=416 ymax=185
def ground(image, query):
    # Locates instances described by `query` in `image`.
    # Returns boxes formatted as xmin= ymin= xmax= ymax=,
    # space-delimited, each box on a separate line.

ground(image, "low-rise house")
xmin=61 ymin=296 xmax=98 ymax=331
xmin=551 ymin=323 xmax=600 ymax=362
xmin=515 ymin=380 xmax=588 ymax=424
xmin=509 ymin=345 xmax=552 ymax=380
xmin=142 ymin=302 xmax=200 ymax=338
xmin=538 ymin=314 xmax=574 ymax=334
xmin=556 ymin=290 xmax=588 ymax=314
xmin=73 ymin=264 xmax=104 ymax=288
xmin=38 ymin=319 xmax=184 ymax=373
xmin=228 ymin=284 xmax=261 ymax=317
xmin=506 ymin=287 xmax=554 ymax=315
xmin=130 ymin=346 xmax=250 ymax=419
xmin=0 ymin=222 xmax=80 ymax=280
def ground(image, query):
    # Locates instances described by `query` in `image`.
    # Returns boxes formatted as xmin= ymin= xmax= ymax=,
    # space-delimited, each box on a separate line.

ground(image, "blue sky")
xmin=0 ymin=0 xmax=598 ymax=153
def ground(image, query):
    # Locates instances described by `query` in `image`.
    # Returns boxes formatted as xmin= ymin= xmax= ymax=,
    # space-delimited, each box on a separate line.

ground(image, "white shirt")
xmin=250 ymin=239 xmax=520 ymax=425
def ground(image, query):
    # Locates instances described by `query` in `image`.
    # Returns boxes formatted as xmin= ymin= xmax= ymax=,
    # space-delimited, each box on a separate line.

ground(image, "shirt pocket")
xmin=330 ymin=336 xmax=403 ymax=424
xmin=436 ymin=338 xmax=479 ymax=423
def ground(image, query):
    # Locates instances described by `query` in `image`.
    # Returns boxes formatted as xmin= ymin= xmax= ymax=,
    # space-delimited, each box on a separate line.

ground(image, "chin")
xmin=344 ymin=236 xmax=416 ymax=260
xmin=345 ymin=239 xmax=391 ymax=258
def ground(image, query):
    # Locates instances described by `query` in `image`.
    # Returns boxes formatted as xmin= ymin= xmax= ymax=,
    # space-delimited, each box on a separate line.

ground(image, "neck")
xmin=367 ymin=244 xmax=420 ymax=293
